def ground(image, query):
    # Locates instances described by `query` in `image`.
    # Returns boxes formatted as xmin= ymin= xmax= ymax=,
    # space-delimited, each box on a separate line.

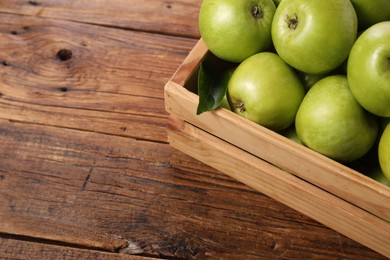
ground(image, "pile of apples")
xmin=197 ymin=0 xmax=390 ymax=184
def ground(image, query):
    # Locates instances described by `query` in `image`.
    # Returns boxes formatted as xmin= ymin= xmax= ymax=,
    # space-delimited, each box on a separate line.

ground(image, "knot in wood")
xmin=57 ymin=49 xmax=73 ymax=61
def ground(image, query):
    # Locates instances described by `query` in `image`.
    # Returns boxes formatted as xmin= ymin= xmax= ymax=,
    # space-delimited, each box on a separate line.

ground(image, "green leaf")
xmin=196 ymin=61 xmax=233 ymax=115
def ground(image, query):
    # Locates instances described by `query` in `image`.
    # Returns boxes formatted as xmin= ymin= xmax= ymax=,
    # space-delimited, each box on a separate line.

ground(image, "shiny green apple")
xmin=271 ymin=0 xmax=357 ymax=74
xmin=295 ymin=75 xmax=378 ymax=163
xmin=347 ymin=21 xmax=390 ymax=117
xmin=199 ymin=0 xmax=276 ymax=63
xmin=227 ymin=52 xmax=305 ymax=132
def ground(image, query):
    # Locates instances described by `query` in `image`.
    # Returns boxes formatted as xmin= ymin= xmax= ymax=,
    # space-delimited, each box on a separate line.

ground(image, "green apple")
xmin=295 ymin=75 xmax=378 ymax=163
xmin=350 ymin=0 xmax=390 ymax=30
xmin=199 ymin=0 xmax=276 ymax=63
xmin=347 ymin=21 xmax=390 ymax=117
xmin=379 ymin=124 xmax=390 ymax=181
xmin=227 ymin=52 xmax=305 ymax=132
xmin=271 ymin=0 xmax=357 ymax=74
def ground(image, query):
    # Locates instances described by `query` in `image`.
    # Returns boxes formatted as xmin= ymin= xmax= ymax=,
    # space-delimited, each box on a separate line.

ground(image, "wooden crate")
xmin=164 ymin=39 xmax=390 ymax=257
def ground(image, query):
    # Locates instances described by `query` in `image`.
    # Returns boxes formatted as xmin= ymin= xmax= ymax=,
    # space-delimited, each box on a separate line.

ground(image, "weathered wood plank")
xmin=0 ymin=0 xmax=201 ymax=38
xmin=0 ymin=119 xmax=385 ymax=259
xmin=0 ymin=13 xmax=194 ymax=107
xmin=0 ymin=236 xmax=157 ymax=259
xmin=0 ymin=13 xmax=196 ymax=142
xmin=0 ymin=99 xmax=168 ymax=143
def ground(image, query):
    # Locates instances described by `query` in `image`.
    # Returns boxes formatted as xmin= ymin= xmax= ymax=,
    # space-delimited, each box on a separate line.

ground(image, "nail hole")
xmin=59 ymin=87 xmax=68 ymax=92
xmin=28 ymin=1 xmax=42 ymax=6
xmin=56 ymin=49 xmax=73 ymax=61
xmin=1 ymin=61 xmax=9 ymax=66
xmin=166 ymin=4 xmax=172 ymax=9
xmin=10 ymin=31 xmax=18 ymax=35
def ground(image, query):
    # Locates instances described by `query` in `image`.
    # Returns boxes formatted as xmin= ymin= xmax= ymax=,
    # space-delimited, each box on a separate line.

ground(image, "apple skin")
xmin=227 ymin=52 xmax=305 ymax=132
xmin=347 ymin=21 xmax=390 ymax=117
xmin=379 ymin=124 xmax=390 ymax=181
xmin=295 ymin=75 xmax=378 ymax=163
xmin=199 ymin=0 xmax=276 ymax=63
xmin=271 ymin=0 xmax=357 ymax=74
xmin=350 ymin=0 xmax=390 ymax=30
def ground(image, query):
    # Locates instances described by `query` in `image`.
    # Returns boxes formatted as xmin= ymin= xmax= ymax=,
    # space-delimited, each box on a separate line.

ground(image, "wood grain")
xmin=0 ymin=13 xmax=196 ymax=142
xmin=0 ymin=118 xmax=385 ymax=259
xmin=0 ymin=0 xmax=201 ymax=38
xmin=0 ymin=236 xmax=156 ymax=259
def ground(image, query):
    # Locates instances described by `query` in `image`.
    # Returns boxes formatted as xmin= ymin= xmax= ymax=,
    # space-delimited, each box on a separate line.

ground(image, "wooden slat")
xmin=0 ymin=0 xmax=201 ymax=38
xmin=0 ymin=118 xmax=385 ymax=259
xmin=0 ymin=236 xmax=156 ymax=259
xmin=0 ymin=13 xmax=197 ymax=142
xmin=167 ymin=115 xmax=390 ymax=258
xmin=164 ymin=39 xmax=390 ymax=222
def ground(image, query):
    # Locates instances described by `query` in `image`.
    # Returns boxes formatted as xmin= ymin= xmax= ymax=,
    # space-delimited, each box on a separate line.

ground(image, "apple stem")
xmin=252 ymin=6 xmax=263 ymax=19
xmin=236 ymin=102 xmax=246 ymax=113
xmin=285 ymin=13 xmax=298 ymax=30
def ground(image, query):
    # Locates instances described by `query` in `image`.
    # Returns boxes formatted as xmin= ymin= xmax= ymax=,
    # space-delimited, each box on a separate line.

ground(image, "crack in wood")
xmin=81 ymin=169 xmax=93 ymax=191
xmin=0 ymin=233 xmax=128 ymax=253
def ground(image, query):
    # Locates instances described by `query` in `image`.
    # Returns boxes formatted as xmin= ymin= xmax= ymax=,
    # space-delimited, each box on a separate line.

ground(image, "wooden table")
xmin=0 ymin=1 xmax=386 ymax=259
